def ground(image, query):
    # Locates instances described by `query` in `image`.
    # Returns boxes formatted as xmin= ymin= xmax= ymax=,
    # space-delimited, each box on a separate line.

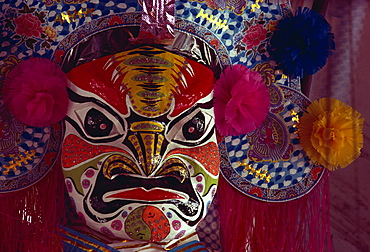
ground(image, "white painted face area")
xmin=62 ymin=47 xmax=220 ymax=242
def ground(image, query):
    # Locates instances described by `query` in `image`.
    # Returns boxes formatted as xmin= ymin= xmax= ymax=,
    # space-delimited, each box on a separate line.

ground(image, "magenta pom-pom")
xmin=214 ymin=64 xmax=270 ymax=136
xmin=3 ymin=58 xmax=69 ymax=127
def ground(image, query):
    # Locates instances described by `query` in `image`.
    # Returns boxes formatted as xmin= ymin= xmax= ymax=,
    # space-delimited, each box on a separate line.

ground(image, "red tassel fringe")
xmin=218 ymin=170 xmax=332 ymax=252
xmin=0 ymin=161 xmax=66 ymax=252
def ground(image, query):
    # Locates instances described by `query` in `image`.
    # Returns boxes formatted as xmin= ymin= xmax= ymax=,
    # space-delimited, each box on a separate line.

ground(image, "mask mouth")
xmin=102 ymin=154 xmax=189 ymax=183
xmin=103 ymin=187 xmax=189 ymax=202
xmin=83 ymin=165 xmax=202 ymax=223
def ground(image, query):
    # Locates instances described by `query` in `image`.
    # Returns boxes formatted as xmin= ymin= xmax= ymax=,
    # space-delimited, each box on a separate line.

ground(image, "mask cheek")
xmin=190 ymin=172 xmax=217 ymax=208
xmin=80 ymin=167 xmax=98 ymax=192
xmin=65 ymin=177 xmax=87 ymax=222
xmin=193 ymin=174 xmax=206 ymax=195
xmin=63 ymin=160 xmax=99 ymax=197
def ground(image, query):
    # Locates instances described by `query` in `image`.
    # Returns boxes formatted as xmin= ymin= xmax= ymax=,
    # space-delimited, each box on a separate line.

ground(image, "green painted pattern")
xmin=63 ymin=153 xmax=111 ymax=195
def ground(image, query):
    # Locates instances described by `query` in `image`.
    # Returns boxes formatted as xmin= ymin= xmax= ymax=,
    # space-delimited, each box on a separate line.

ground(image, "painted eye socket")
xmin=182 ymin=112 xmax=205 ymax=141
xmin=84 ymin=108 xmax=113 ymax=137
xmin=166 ymin=109 xmax=215 ymax=146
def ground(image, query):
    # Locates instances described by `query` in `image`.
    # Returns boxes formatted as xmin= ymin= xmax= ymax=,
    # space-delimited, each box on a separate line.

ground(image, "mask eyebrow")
xmin=67 ymin=88 xmax=126 ymax=128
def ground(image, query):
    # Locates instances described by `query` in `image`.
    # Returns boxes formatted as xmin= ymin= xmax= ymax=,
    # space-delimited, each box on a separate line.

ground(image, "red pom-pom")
xmin=3 ymin=58 xmax=68 ymax=127
xmin=214 ymin=64 xmax=270 ymax=136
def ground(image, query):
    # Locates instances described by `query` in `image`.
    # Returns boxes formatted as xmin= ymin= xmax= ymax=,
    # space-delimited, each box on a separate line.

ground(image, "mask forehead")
xmin=107 ymin=47 xmax=186 ymax=117
xmin=66 ymin=46 xmax=215 ymax=118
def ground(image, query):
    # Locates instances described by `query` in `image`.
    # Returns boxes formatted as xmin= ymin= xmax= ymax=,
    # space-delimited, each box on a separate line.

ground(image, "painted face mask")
xmin=62 ymin=46 xmax=219 ymax=243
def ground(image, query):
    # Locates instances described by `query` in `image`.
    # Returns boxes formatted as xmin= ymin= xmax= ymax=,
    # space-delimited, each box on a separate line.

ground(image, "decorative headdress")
xmin=0 ymin=0 xmax=364 ymax=252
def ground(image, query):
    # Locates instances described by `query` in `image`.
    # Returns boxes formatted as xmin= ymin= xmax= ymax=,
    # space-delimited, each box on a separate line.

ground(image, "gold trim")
xmin=112 ymin=232 xmax=198 ymax=251
xmin=175 ymin=242 xmax=203 ymax=252
xmin=131 ymin=121 xmax=164 ymax=132
xmin=111 ymin=242 xmax=152 ymax=249
xmin=63 ymin=239 xmax=95 ymax=252
xmin=164 ymin=232 xmax=198 ymax=250
xmin=61 ymin=229 xmax=113 ymax=252
xmin=136 ymin=244 xmax=167 ymax=251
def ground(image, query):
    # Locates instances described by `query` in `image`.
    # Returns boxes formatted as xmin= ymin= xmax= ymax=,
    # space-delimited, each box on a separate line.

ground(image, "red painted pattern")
xmin=164 ymin=142 xmax=220 ymax=176
xmin=62 ymin=135 xmax=220 ymax=177
xmin=107 ymin=188 xmax=185 ymax=201
xmin=66 ymin=55 xmax=130 ymax=115
xmin=142 ymin=206 xmax=170 ymax=242
xmin=62 ymin=134 xmax=129 ymax=168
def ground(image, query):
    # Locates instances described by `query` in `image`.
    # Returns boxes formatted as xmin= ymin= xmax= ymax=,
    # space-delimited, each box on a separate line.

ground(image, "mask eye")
xmin=182 ymin=112 xmax=205 ymax=141
xmin=84 ymin=108 xmax=113 ymax=137
xmin=166 ymin=109 xmax=215 ymax=146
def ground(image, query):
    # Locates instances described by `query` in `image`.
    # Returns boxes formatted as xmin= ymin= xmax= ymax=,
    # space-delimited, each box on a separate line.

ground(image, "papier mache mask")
xmin=62 ymin=46 xmax=220 ymax=243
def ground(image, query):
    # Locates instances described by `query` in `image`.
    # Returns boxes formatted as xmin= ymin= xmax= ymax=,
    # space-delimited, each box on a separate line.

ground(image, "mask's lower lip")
xmin=102 ymin=188 xmax=187 ymax=202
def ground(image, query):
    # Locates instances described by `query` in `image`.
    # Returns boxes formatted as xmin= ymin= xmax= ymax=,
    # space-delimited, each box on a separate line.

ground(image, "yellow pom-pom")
xmin=299 ymin=98 xmax=364 ymax=170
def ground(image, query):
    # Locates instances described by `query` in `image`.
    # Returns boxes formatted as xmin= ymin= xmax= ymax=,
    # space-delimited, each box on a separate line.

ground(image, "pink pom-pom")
xmin=3 ymin=58 xmax=69 ymax=127
xmin=214 ymin=64 xmax=270 ymax=136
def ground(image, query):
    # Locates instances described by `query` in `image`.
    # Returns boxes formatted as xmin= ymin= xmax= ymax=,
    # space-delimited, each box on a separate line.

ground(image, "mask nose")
xmin=128 ymin=121 xmax=165 ymax=176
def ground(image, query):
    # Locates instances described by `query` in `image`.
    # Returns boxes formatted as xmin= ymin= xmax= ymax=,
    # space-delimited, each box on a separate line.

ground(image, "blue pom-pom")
xmin=268 ymin=7 xmax=335 ymax=77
